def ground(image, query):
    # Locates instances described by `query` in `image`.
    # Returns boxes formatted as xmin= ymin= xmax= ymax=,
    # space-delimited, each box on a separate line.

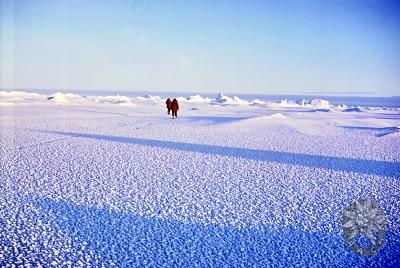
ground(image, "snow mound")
xmin=89 ymin=94 xmax=134 ymax=105
xmin=176 ymin=96 xmax=187 ymax=102
xmin=213 ymin=93 xmax=249 ymax=105
xmin=0 ymin=101 xmax=15 ymax=106
xmin=0 ymin=90 xmax=46 ymax=102
xmin=266 ymin=113 xmax=288 ymax=119
xmin=228 ymin=113 xmax=289 ymax=126
xmin=250 ymin=113 xmax=289 ymax=121
xmin=134 ymin=95 xmax=162 ymax=102
xmin=186 ymin=95 xmax=212 ymax=103
xmin=263 ymin=99 xmax=300 ymax=108
xmin=47 ymin=92 xmax=85 ymax=104
xmin=144 ymin=95 xmax=162 ymax=101
xmin=257 ymin=98 xmax=333 ymax=109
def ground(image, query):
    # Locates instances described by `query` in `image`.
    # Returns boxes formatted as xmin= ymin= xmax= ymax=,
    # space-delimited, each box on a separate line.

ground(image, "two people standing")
xmin=166 ymin=98 xmax=179 ymax=119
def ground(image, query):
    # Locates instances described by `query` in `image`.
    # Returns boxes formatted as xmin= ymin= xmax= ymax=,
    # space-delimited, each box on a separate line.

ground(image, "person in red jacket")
xmin=171 ymin=98 xmax=179 ymax=119
xmin=166 ymin=98 xmax=172 ymax=115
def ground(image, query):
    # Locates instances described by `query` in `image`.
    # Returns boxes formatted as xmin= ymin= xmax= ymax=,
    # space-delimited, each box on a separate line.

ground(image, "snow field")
xmin=1 ymin=94 xmax=400 ymax=266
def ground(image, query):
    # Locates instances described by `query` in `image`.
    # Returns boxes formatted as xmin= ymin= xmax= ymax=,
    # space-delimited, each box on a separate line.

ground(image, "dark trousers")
xmin=172 ymin=111 xmax=177 ymax=117
xmin=167 ymin=108 xmax=171 ymax=114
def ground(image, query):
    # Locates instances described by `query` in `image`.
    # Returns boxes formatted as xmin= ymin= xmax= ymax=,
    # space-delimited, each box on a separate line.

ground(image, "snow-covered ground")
xmin=1 ymin=91 xmax=399 ymax=267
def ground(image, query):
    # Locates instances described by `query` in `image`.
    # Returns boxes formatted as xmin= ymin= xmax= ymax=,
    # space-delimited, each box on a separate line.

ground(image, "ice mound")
xmin=334 ymin=104 xmax=348 ymax=110
xmin=295 ymin=99 xmax=307 ymax=106
xmin=47 ymin=92 xmax=85 ymax=104
xmin=296 ymin=99 xmax=331 ymax=109
xmin=214 ymin=93 xmax=229 ymax=104
xmin=309 ymin=108 xmax=332 ymax=112
xmin=47 ymin=94 xmax=70 ymax=104
xmin=250 ymin=99 xmax=266 ymax=105
xmin=213 ymin=93 xmax=249 ymax=105
xmin=364 ymin=106 xmax=400 ymax=112
xmin=309 ymin=99 xmax=331 ymax=108
xmin=343 ymin=107 xmax=363 ymax=112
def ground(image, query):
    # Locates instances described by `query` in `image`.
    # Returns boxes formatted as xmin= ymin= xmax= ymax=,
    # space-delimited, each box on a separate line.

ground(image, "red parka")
xmin=171 ymin=99 xmax=179 ymax=113
xmin=166 ymin=98 xmax=172 ymax=109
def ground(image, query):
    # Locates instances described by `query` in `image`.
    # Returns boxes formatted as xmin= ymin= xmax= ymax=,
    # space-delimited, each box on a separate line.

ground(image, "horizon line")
xmin=0 ymin=87 xmax=398 ymax=98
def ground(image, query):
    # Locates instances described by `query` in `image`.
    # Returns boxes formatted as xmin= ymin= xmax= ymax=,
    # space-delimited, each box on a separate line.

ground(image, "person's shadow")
xmin=5 ymin=196 xmax=393 ymax=267
xmin=37 ymin=130 xmax=400 ymax=178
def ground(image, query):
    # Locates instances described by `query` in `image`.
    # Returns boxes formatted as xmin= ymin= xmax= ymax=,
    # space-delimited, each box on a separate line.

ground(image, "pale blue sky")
xmin=1 ymin=0 xmax=399 ymax=95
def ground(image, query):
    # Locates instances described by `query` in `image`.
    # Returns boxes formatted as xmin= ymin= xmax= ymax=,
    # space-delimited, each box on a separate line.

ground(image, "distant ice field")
xmin=9 ymin=88 xmax=400 ymax=107
xmin=1 ymin=91 xmax=399 ymax=266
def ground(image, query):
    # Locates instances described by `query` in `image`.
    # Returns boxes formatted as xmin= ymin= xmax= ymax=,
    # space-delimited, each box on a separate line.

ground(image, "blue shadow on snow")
xmin=3 ymin=196 xmax=397 ymax=267
xmin=39 ymin=130 xmax=400 ymax=178
xmin=340 ymin=126 xmax=399 ymax=137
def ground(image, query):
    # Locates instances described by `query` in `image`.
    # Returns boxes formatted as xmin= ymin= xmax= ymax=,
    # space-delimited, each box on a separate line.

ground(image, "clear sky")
xmin=1 ymin=0 xmax=399 ymax=96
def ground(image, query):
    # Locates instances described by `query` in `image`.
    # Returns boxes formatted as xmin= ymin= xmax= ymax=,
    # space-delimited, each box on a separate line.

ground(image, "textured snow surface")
xmin=1 ymin=94 xmax=400 ymax=267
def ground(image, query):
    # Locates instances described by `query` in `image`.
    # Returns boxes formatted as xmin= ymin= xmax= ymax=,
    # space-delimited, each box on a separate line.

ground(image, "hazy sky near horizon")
xmin=1 ymin=0 xmax=399 ymax=95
